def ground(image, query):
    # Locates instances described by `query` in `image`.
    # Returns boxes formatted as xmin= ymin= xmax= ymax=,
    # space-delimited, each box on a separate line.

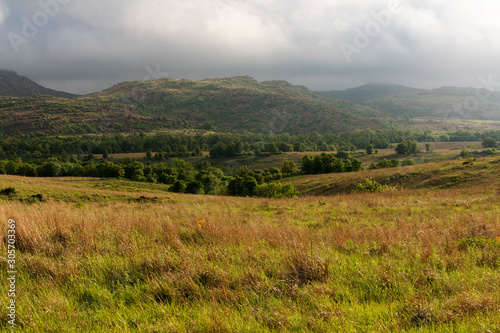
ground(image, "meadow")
xmin=0 ymin=156 xmax=499 ymax=332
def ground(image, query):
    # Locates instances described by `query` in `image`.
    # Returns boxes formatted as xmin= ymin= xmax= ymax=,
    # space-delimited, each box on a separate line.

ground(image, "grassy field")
xmin=288 ymin=155 xmax=500 ymax=196
xmin=0 ymin=157 xmax=500 ymax=332
xmin=101 ymin=141 xmax=484 ymax=172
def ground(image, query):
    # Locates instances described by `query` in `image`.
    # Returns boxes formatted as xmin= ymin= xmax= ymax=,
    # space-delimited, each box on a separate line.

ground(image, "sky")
xmin=1 ymin=0 xmax=500 ymax=95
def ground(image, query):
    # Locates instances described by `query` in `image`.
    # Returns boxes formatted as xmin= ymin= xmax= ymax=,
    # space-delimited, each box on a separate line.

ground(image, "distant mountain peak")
xmin=0 ymin=69 xmax=78 ymax=98
xmin=319 ymin=83 xmax=417 ymax=102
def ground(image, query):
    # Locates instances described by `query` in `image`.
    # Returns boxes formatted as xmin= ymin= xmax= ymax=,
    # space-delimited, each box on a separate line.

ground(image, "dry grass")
xmin=0 ymin=168 xmax=499 ymax=331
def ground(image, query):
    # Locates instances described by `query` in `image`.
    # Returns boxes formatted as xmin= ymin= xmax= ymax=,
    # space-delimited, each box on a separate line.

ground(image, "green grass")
xmin=287 ymin=155 xmax=500 ymax=195
xmin=0 ymin=155 xmax=499 ymax=331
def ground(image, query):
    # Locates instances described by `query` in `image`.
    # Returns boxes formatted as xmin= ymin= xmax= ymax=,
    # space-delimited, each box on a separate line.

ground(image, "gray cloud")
xmin=1 ymin=0 xmax=500 ymax=94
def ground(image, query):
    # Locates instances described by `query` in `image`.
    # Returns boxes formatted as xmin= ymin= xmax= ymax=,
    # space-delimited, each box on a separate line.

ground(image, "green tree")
xmin=265 ymin=143 xmax=280 ymax=155
xmin=335 ymin=150 xmax=349 ymax=159
xmin=228 ymin=176 xmax=258 ymax=197
xmin=350 ymin=158 xmax=363 ymax=172
xmin=257 ymin=183 xmax=299 ymax=198
xmin=132 ymin=169 xmax=146 ymax=182
xmin=97 ymin=162 xmax=124 ymax=178
xmin=482 ymin=137 xmax=497 ymax=148
xmin=396 ymin=140 xmax=419 ymax=155
xmin=170 ymin=180 xmax=186 ymax=193
xmin=37 ymin=161 xmax=61 ymax=177
xmin=301 ymin=155 xmax=314 ymax=174
xmin=366 ymin=144 xmax=374 ymax=155
xmin=281 ymin=160 xmax=299 ymax=176
xmin=185 ymin=181 xmax=204 ymax=194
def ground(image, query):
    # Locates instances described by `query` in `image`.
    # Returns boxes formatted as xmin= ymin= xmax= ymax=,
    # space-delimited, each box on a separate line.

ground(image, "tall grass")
xmin=0 ymin=187 xmax=499 ymax=331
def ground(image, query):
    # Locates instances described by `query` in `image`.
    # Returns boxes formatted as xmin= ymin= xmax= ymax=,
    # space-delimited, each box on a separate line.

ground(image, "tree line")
xmin=0 ymin=157 xmax=298 ymax=199
xmin=1 ymin=129 xmax=500 ymax=160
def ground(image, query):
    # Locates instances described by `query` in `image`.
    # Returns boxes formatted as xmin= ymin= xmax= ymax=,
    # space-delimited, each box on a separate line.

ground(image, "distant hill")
xmin=366 ymin=86 xmax=500 ymax=120
xmin=0 ymin=69 xmax=78 ymax=98
xmin=0 ymin=76 xmax=384 ymax=136
xmin=319 ymin=83 xmax=417 ymax=102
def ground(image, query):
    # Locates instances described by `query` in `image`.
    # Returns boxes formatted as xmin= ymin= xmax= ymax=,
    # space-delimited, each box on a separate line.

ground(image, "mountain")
xmin=366 ymin=86 xmax=500 ymax=120
xmin=319 ymin=83 xmax=417 ymax=102
xmin=0 ymin=76 xmax=384 ymax=136
xmin=0 ymin=69 xmax=78 ymax=98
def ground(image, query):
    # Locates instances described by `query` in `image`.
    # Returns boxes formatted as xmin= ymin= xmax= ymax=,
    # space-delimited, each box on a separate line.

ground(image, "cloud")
xmin=0 ymin=0 xmax=8 ymax=25
xmin=1 ymin=0 xmax=500 ymax=94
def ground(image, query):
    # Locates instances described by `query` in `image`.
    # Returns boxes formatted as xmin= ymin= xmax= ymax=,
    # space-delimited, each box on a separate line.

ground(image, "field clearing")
xmin=382 ymin=117 xmax=500 ymax=132
xmin=99 ymin=141 xmax=485 ymax=172
xmin=0 ymin=158 xmax=499 ymax=331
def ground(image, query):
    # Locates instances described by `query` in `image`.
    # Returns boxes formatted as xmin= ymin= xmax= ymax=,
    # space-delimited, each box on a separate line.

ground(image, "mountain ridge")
xmin=0 ymin=69 xmax=78 ymax=98
xmin=0 ymin=76 xmax=383 ymax=136
xmin=366 ymin=86 xmax=500 ymax=120
xmin=319 ymin=83 xmax=417 ymax=102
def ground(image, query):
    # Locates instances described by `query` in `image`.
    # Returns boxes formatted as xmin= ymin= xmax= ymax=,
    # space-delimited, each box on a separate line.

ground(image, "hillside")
xmin=86 ymin=76 xmax=383 ymax=133
xmin=319 ymin=83 xmax=416 ymax=101
xmin=0 ymin=76 xmax=384 ymax=136
xmin=287 ymin=155 xmax=500 ymax=196
xmin=0 ymin=69 xmax=77 ymax=98
xmin=367 ymin=86 xmax=500 ymax=120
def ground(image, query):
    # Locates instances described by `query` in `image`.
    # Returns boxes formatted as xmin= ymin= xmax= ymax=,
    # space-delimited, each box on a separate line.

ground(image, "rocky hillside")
xmin=0 ymin=69 xmax=77 ymax=98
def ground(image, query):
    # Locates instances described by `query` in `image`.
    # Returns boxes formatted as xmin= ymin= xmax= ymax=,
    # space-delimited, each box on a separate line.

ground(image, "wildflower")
xmin=497 ymin=236 xmax=500 ymax=242
xmin=197 ymin=219 xmax=205 ymax=229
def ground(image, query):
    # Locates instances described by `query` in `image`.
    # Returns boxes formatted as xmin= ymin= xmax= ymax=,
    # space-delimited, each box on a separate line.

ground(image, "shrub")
xmin=227 ymin=176 xmax=258 ymax=197
xmin=460 ymin=149 xmax=472 ymax=158
xmin=482 ymin=137 xmax=497 ymax=148
xmin=185 ymin=181 xmax=204 ymax=194
xmin=353 ymin=178 xmax=391 ymax=193
xmin=170 ymin=180 xmax=186 ymax=193
xmin=401 ymin=159 xmax=415 ymax=166
xmin=37 ymin=161 xmax=62 ymax=177
xmin=482 ymin=148 xmax=496 ymax=156
xmin=396 ymin=140 xmax=419 ymax=155
xmin=257 ymin=182 xmax=299 ymax=198
xmin=281 ymin=160 xmax=299 ymax=176
xmin=0 ymin=187 xmax=16 ymax=196
xmin=368 ymin=158 xmax=400 ymax=169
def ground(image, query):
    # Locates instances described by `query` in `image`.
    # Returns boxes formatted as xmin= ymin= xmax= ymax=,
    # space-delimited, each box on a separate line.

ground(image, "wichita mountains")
xmin=1 ymin=69 xmax=500 ymax=136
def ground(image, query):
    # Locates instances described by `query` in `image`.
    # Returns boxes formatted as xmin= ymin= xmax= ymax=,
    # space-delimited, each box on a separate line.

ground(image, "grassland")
xmin=0 ymin=155 xmax=499 ymax=332
xmin=101 ymin=141 xmax=484 ymax=172
xmin=288 ymin=154 xmax=500 ymax=196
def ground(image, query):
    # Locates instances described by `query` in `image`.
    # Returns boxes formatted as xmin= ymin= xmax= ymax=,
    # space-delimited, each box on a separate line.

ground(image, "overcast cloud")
xmin=1 ymin=0 xmax=500 ymax=94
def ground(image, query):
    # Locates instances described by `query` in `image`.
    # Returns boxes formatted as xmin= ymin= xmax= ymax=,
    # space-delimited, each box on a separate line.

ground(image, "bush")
xmin=170 ymin=180 xmax=186 ymax=193
xmin=368 ymin=158 xmax=400 ymax=170
xmin=281 ymin=160 xmax=299 ymax=176
xmin=18 ymin=163 xmax=38 ymax=177
xmin=460 ymin=149 xmax=472 ymax=158
xmin=227 ymin=176 xmax=258 ymax=197
xmin=353 ymin=178 xmax=391 ymax=193
xmin=257 ymin=183 xmax=299 ymax=198
xmin=37 ymin=161 xmax=62 ymax=177
xmin=396 ymin=140 xmax=419 ymax=155
xmin=482 ymin=148 xmax=496 ymax=156
xmin=185 ymin=181 xmax=204 ymax=194
xmin=482 ymin=137 xmax=497 ymax=148
xmin=0 ymin=187 xmax=16 ymax=196
xmin=401 ymin=159 xmax=415 ymax=166
xmin=132 ymin=169 xmax=146 ymax=182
